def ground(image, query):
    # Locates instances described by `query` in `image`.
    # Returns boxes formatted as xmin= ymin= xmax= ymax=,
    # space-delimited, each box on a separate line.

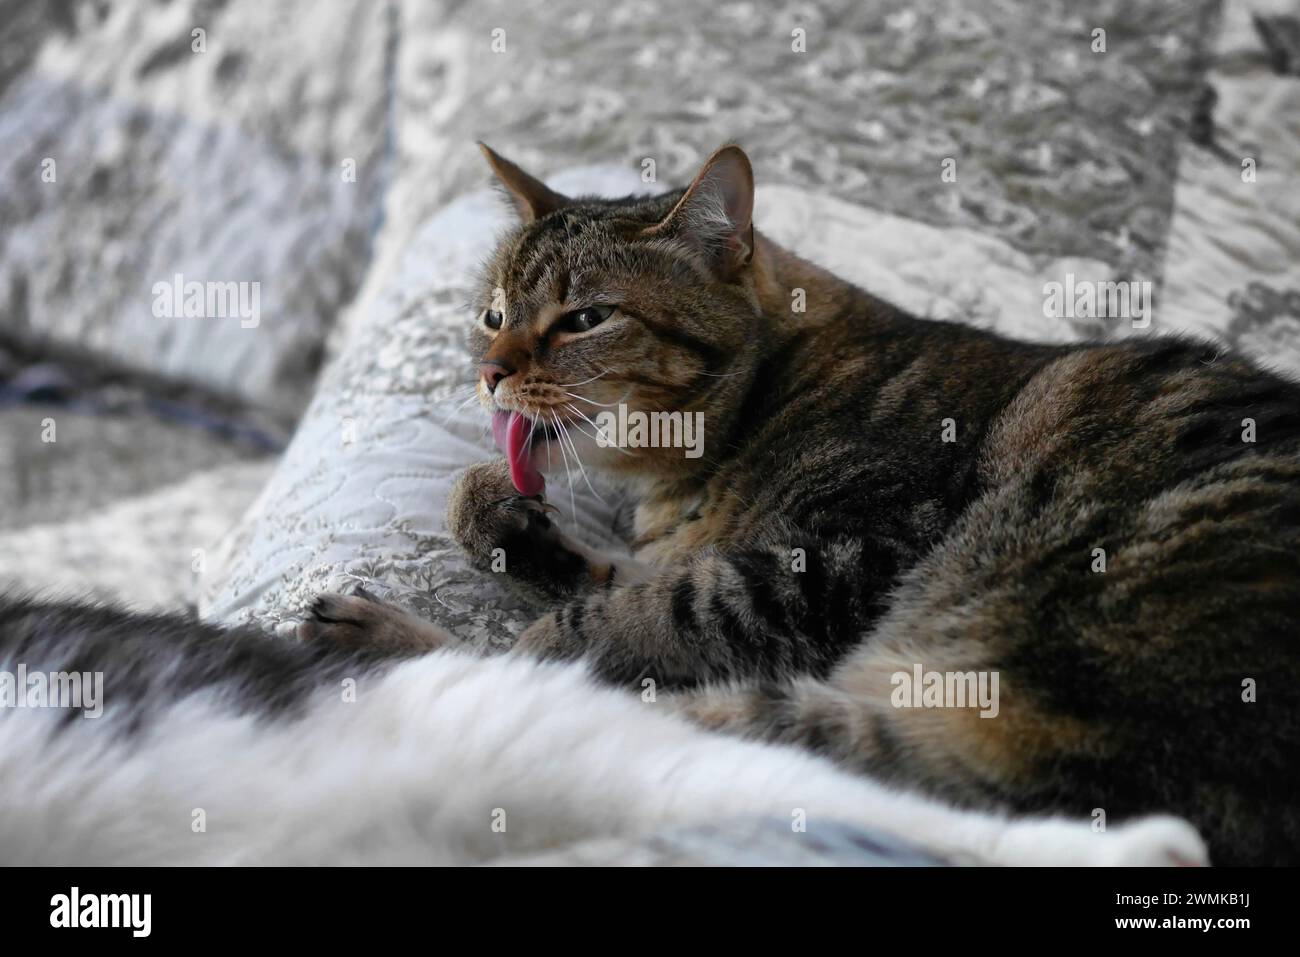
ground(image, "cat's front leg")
xmin=447 ymin=459 xmax=651 ymax=599
xmin=513 ymin=543 xmax=856 ymax=686
xmin=297 ymin=589 xmax=455 ymax=654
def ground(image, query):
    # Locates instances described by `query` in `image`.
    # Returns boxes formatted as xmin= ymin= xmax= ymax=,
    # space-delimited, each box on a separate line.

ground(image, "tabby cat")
xmin=310 ymin=143 xmax=1300 ymax=866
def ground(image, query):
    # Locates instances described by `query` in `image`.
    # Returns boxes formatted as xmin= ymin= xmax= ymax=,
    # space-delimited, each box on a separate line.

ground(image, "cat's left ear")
xmin=478 ymin=142 xmax=571 ymax=222
xmin=647 ymin=145 xmax=755 ymax=279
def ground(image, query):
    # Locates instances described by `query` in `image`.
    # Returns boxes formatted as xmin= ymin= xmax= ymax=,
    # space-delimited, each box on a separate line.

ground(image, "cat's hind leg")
xmin=662 ymin=675 xmax=1207 ymax=865
xmin=491 ymin=659 xmax=1207 ymax=866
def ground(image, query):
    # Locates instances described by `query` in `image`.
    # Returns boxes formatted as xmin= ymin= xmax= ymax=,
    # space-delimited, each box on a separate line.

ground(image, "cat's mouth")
xmin=491 ymin=409 xmax=562 ymax=496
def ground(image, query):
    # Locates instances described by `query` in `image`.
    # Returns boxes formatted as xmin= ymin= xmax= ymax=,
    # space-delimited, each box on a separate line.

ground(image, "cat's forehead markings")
xmin=507 ymin=224 xmax=570 ymax=295
xmin=500 ymin=258 xmax=567 ymax=316
xmin=494 ymin=199 xmax=659 ymax=310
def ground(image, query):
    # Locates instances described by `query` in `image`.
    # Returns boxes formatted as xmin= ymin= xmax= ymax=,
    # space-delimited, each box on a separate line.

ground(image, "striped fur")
xmin=422 ymin=146 xmax=1300 ymax=865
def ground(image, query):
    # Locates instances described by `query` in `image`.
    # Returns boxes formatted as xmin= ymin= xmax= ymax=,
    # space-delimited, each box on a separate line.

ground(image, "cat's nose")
xmin=479 ymin=360 xmax=514 ymax=394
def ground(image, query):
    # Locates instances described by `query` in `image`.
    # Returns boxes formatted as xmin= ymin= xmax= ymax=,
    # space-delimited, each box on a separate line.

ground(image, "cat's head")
xmin=470 ymin=144 xmax=765 ymax=491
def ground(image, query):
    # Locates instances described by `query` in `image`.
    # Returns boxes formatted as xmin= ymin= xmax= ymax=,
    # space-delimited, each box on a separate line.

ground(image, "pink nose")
xmin=479 ymin=361 xmax=513 ymax=394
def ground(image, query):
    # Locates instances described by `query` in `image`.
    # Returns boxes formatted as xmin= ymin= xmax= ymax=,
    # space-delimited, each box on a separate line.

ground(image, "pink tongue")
xmin=492 ymin=410 xmax=546 ymax=497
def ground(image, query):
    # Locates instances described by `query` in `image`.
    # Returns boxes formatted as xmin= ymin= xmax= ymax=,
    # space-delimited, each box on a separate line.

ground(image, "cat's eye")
xmin=559 ymin=305 xmax=615 ymax=334
xmin=483 ymin=310 xmax=504 ymax=330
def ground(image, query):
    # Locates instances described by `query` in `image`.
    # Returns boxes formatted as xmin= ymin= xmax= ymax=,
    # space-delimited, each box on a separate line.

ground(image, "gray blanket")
xmin=2 ymin=0 xmax=1298 ymax=865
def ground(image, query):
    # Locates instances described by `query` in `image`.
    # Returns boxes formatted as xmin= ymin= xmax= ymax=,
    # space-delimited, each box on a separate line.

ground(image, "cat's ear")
xmin=477 ymin=142 xmax=570 ymax=223
xmin=647 ymin=145 xmax=755 ymax=279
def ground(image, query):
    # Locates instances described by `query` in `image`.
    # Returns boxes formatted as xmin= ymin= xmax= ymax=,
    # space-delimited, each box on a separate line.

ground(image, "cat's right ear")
xmin=478 ymin=143 xmax=570 ymax=223
xmin=646 ymin=145 xmax=755 ymax=280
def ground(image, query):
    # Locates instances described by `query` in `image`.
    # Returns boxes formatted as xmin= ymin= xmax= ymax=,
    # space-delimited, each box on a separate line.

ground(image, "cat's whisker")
xmin=560 ymin=388 xmax=634 ymax=409
xmin=438 ymin=386 xmax=484 ymax=427
xmin=563 ymin=416 xmax=628 ymax=456
xmin=549 ymin=410 xmax=578 ymax=520
xmin=560 ymin=391 xmax=620 ymax=408
xmin=436 ymin=381 xmax=478 ymax=403
xmin=564 ymin=403 xmax=633 ymax=457
xmin=446 ymin=383 xmax=481 ymax=401
xmin=525 ymin=414 xmax=537 ymax=458
xmin=554 ymin=413 xmax=607 ymax=505
xmin=557 ymin=371 xmax=609 ymax=388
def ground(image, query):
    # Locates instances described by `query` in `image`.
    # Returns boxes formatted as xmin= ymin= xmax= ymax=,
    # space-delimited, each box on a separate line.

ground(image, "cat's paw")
xmin=297 ymin=588 xmax=453 ymax=654
xmin=1103 ymin=815 xmax=1209 ymax=867
xmin=447 ymin=459 xmax=552 ymax=560
xmin=446 ymin=459 xmax=598 ymax=597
